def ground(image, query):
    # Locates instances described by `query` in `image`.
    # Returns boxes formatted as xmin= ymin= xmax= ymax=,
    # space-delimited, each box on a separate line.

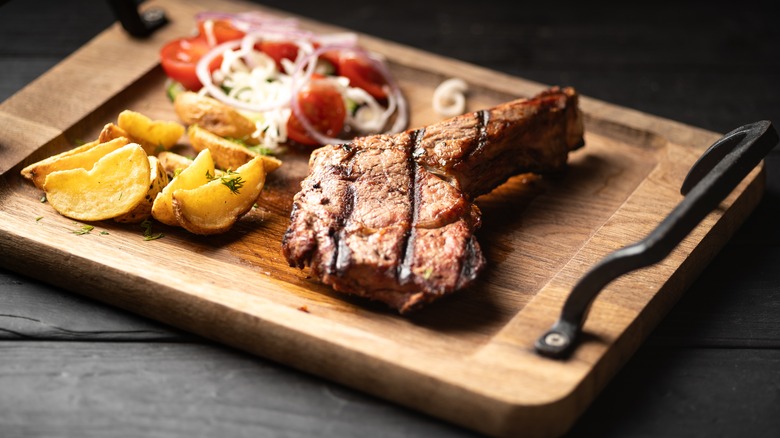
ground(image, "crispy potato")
xmin=43 ymin=143 xmax=151 ymax=222
xmin=187 ymin=124 xmax=282 ymax=173
xmin=21 ymin=137 xmax=130 ymax=189
xmin=172 ymin=155 xmax=266 ymax=235
xmin=98 ymin=123 xmax=129 ymax=143
xmin=114 ymin=156 xmax=169 ymax=224
xmin=99 ymin=122 xmax=158 ymax=155
xmin=157 ymin=151 xmax=194 ymax=178
xmin=117 ymin=110 xmax=185 ymax=153
xmin=174 ymin=91 xmax=257 ymax=143
xmin=151 ymin=148 xmax=215 ymax=226
xmin=157 ymin=151 xmax=228 ymax=180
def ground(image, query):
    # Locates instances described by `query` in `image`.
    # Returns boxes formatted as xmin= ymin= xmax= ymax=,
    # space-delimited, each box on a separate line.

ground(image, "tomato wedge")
xmin=258 ymin=40 xmax=300 ymax=71
xmin=338 ymin=53 xmax=388 ymax=99
xmin=197 ymin=19 xmax=245 ymax=44
xmin=287 ymin=79 xmax=346 ymax=146
xmin=159 ymin=36 xmax=220 ymax=91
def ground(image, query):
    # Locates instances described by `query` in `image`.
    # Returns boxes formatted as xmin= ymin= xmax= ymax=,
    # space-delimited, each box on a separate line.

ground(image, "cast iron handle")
xmin=535 ymin=120 xmax=779 ymax=359
xmin=108 ymin=0 xmax=168 ymax=38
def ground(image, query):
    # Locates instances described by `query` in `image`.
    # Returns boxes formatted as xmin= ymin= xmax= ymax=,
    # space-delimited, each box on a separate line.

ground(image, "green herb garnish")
xmin=246 ymin=145 xmax=273 ymax=156
xmin=166 ymin=80 xmax=185 ymax=102
xmin=72 ymin=224 xmax=94 ymax=235
xmin=221 ymin=174 xmax=245 ymax=195
xmin=140 ymin=219 xmax=164 ymax=241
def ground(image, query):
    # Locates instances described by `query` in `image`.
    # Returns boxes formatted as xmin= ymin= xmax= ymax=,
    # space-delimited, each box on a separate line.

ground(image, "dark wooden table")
xmin=2 ymin=1 xmax=779 ymax=436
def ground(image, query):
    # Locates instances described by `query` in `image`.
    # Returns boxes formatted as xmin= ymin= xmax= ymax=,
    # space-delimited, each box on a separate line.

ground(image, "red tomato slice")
xmin=287 ymin=79 xmax=346 ymax=146
xmin=258 ymin=40 xmax=300 ymax=71
xmin=159 ymin=36 xmax=220 ymax=91
xmin=197 ymin=19 xmax=245 ymax=44
xmin=338 ymin=53 xmax=388 ymax=99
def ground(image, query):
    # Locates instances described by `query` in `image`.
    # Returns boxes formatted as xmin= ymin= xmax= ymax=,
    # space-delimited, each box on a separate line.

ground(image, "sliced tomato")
xmin=159 ymin=36 xmax=220 ymax=91
xmin=287 ymin=79 xmax=346 ymax=146
xmin=317 ymin=49 xmax=342 ymax=74
xmin=338 ymin=53 xmax=388 ymax=99
xmin=258 ymin=40 xmax=300 ymax=71
xmin=197 ymin=19 xmax=245 ymax=44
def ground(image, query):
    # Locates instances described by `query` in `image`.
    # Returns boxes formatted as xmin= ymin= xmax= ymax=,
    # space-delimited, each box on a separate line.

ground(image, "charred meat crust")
xmin=282 ymin=86 xmax=584 ymax=313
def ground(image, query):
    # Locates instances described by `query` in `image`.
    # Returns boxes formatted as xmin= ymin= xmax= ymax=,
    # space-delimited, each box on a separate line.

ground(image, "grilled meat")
xmin=283 ymin=86 xmax=584 ymax=313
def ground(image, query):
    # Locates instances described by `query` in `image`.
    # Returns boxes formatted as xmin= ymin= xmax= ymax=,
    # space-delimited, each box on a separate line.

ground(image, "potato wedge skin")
xmin=172 ymin=155 xmax=266 ymax=235
xmin=174 ymin=91 xmax=257 ymax=143
xmin=22 ymin=137 xmax=130 ymax=190
xmin=99 ymin=122 xmax=159 ymax=155
xmin=115 ymin=156 xmax=170 ymax=224
xmin=157 ymin=151 xmax=193 ymax=179
xmin=151 ymin=148 xmax=215 ymax=226
xmin=43 ymin=143 xmax=151 ymax=222
xmin=188 ymin=124 xmax=282 ymax=173
xmin=117 ymin=110 xmax=185 ymax=153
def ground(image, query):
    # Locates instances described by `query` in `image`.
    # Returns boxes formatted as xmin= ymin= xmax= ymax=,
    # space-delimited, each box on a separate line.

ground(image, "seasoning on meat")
xmin=283 ymin=86 xmax=585 ymax=313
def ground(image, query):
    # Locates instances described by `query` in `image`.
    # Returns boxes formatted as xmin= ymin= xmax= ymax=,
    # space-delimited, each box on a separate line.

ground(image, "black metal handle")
xmin=107 ymin=0 xmax=168 ymax=38
xmin=535 ymin=120 xmax=779 ymax=359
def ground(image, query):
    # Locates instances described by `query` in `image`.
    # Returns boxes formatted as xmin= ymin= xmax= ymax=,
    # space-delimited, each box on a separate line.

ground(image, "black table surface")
xmin=2 ymin=1 xmax=780 ymax=437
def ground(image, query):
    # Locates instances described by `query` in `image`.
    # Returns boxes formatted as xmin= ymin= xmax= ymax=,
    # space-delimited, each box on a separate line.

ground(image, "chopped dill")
xmin=207 ymin=169 xmax=244 ymax=194
xmin=35 ymin=216 xmax=43 ymax=222
xmin=140 ymin=219 xmax=164 ymax=241
xmin=221 ymin=174 xmax=245 ymax=194
xmin=246 ymin=144 xmax=273 ymax=156
xmin=72 ymin=224 xmax=94 ymax=235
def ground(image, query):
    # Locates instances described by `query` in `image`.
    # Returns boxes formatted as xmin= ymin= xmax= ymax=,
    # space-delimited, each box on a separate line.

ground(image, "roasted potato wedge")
xmin=187 ymin=124 xmax=282 ymax=173
xmin=151 ymin=148 xmax=215 ymax=226
xmin=43 ymin=143 xmax=151 ymax=221
xmin=157 ymin=151 xmax=194 ymax=179
xmin=172 ymin=155 xmax=266 ymax=235
xmin=157 ymin=151 xmax=227 ymax=179
xmin=114 ymin=156 xmax=169 ymax=224
xmin=21 ymin=137 xmax=130 ymax=189
xmin=174 ymin=91 xmax=257 ymax=143
xmin=99 ymin=122 xmax=158 ymax=155
xmin=117 ymin=110 xmax=184 ymax=153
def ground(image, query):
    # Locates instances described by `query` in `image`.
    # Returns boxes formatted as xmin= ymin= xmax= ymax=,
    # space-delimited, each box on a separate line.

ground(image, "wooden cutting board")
xmin=0 ymin=0 xmax=765 ymax=436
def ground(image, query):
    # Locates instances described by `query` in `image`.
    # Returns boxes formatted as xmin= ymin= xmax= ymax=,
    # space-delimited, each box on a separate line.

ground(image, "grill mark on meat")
xmin=333 ymin=184 xmax=356 ymax=277
xmin=464 ymin=109 xmax=490 ymax=163
xmin=397 ymin=128 xmax=425 ymax=284
xmin=283 ymin=86 xmax=584 ymax=313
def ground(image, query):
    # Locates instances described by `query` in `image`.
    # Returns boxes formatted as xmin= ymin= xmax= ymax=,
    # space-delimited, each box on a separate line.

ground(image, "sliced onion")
xmin=196 ymin=40 xmax=289 ymax=113
xmin=289 ymin=45 xmax=408 ymax=145
xmin=432 ymin=78 xmax=468 ymax=117
xmin=192 ymin=14 xmax=408 ymax=146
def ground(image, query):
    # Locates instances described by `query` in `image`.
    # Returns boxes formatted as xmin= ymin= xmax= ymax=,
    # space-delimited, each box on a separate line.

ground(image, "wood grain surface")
xmin=2 ymin=1 xmax=780 ymax=437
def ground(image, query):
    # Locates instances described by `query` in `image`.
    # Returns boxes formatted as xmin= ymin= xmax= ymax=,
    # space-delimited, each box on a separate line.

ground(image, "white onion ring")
xmin=432 ymin=78 xmax=468 ymax=117
xmin=289 ymin=45 xmax=408 ymax=145
xmin=196 ymin=40 xmax=289 ymax=113
xmin=191 ymin=14 xmax=408 ymax=145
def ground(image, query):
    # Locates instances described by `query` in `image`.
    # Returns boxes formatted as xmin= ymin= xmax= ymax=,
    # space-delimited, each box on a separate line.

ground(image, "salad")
xmin=159 ymin=11 xmax=408 ymax=148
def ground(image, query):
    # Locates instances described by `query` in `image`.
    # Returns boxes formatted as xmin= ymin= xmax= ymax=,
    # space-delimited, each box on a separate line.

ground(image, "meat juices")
xmin=283 ymin=86 xmax=585 ymax=313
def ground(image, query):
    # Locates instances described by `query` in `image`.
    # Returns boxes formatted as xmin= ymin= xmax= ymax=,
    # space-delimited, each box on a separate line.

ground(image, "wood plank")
xmin=0 ymin=268 xmax=185 ymax=341
xmin=569 ymin=346 xmax=780 ymax=437
xmin=0 ymin=341 xmax=479 ymax=438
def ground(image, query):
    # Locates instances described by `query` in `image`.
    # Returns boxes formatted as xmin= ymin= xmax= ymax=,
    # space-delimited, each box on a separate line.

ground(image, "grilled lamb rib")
xmin=282 ymin=86 xmax=584 ymax=313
